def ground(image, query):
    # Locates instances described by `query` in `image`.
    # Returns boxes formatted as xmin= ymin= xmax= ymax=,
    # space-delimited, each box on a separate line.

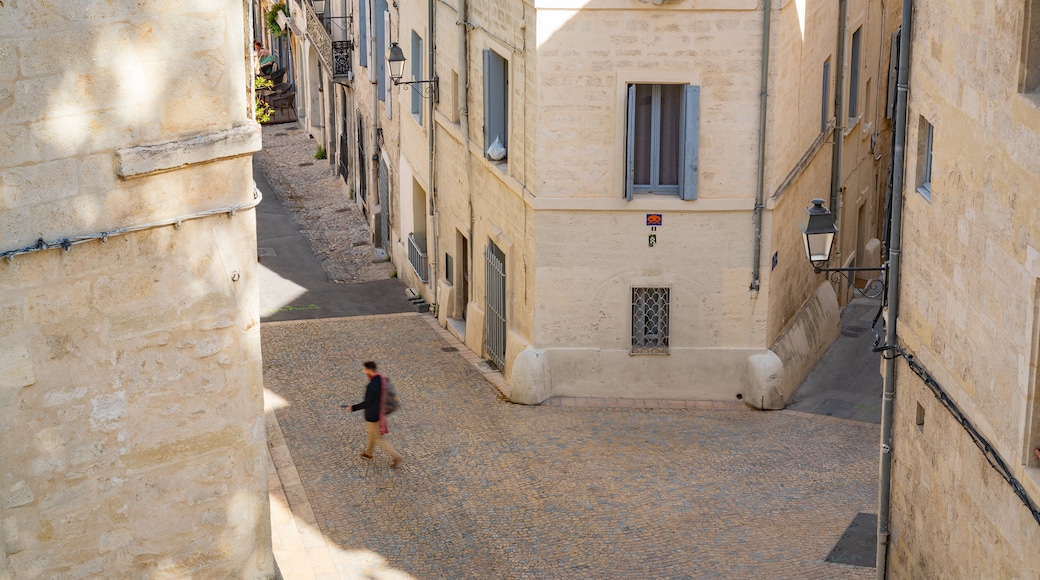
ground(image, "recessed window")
xmin=625 ymin=84 xmax=700 ymax=200
xmin=632 ymin=287 xmax=670 ymax=355
xmin=916 ymin=402 xmax=926 ymax=432
xmin=822 ymin=59 xmax=831 ymax=132
xmin=916 ymin=117 xmax=934 ymax=200
xmin=482 ymin=49 xmax=508 ymax=161
xmin=444 ymin=253 xmax=454 ymax=285
xmin=849 ymin=27 xmax=862 ymax=120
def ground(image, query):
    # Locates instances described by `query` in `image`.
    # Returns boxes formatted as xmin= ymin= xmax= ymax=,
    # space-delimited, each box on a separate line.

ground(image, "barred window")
xmin=632 ymin=287 xmax=669 ymax=354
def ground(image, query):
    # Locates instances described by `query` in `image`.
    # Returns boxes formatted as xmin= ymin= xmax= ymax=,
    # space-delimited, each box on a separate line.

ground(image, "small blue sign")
xmin=646 ymin=214 xmax=663 ymax=227
xmin=771 ymin=252 xmax=779 ymax=271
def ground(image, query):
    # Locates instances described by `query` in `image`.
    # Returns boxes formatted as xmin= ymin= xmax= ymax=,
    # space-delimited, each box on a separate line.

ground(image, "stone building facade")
xmin=886 ymin=1 xmax=1040 ymax=576
xmin=0 ymin=1 xmax=273 ymax=577
xmin=381 ymin=0 xmax=899 ymax=404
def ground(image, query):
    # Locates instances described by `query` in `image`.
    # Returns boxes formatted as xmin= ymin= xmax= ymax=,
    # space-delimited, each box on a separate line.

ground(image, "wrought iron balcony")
xmin=333 ymin=41 xmax=352 ymax=79
xmin=302 ymin=0 xmax=333 ymax=75
xmin=407 ymin=233 xmax=429 ymax=284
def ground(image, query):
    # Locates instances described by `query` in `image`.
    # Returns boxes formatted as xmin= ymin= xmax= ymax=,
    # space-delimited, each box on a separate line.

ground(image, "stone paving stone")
xmin=262 ymin=314 xmax=878 ymax=579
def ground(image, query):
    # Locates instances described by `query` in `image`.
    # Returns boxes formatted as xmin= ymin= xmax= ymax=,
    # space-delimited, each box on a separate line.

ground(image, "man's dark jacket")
xmin=349 ymin=375 xmax=383 ymax=422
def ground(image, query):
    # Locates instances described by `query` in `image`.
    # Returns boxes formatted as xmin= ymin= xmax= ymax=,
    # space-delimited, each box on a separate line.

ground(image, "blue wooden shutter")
xmin=411 ymin=32 xmax=423 ymax=119
xmin=482 ymin=49 xmax=492 ymax=155
xmin=374 ymin=0 xmax=387 ymax=101
xmin=625 ymin=84 xmax=635 ymax=201
xmin=358 ymin=0 xmax=368 ymax=67
xmin=680 ymin=85 xmax=700 ymax=201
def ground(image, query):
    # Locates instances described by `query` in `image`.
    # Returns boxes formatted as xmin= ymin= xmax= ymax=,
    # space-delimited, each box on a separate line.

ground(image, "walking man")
xmin=342 ymin=361 xmax=403 ymax=467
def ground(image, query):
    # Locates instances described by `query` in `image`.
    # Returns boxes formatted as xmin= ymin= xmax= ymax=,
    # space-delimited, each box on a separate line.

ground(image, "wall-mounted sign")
xmin=771 ymin=251 xmax=779 ymax=271
xmin=646 ymin=214 xmax=663 ymax=227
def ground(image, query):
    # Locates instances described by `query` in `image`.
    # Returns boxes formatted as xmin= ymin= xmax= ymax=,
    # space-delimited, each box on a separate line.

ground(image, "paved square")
xmin=262 ymin=314 xmax=877 ymax=579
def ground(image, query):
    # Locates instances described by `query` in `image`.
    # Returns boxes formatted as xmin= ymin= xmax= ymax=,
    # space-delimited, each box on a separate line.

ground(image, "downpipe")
xmin=750 ymin=0 xmax=771 ymax=294
xmin=830 ymin=0 xmax=849 ymax=268
xmin=877 ymin=0 xmax=912 ymax=577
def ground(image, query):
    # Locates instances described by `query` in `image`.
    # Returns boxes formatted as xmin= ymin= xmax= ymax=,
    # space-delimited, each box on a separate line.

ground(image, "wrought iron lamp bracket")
xmin=392 ymin=77 xmax=439 ymax=101
xmin=812 ymin=264 xmax=888 ymax=299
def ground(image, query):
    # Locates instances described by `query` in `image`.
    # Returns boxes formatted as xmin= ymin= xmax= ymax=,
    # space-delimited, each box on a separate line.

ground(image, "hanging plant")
xmin=265 ymin=3 xmax=288 ymax=38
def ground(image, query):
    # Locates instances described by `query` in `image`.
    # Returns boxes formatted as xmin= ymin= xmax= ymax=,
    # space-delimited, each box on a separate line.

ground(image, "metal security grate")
xmin=632 ymin=287 xmax=669 ymax=354
xmin=483 ymin=241 xmax=507 ymax=370
xmin=378 ymin=158 xmax=390 ymax=251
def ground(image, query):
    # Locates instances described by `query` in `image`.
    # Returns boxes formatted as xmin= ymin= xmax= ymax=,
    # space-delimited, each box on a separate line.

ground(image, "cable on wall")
xmin=1 ymin=187 xmax=262 ymax=261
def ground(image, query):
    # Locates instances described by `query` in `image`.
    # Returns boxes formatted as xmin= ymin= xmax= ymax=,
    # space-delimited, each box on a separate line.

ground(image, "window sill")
xmin=844 ymin=115 xmax=863 ymax=137
xmin=916 ymin=185 xmax=932 ymax=202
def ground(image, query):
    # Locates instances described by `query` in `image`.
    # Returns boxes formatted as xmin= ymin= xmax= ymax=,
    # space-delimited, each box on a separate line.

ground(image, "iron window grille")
xmin=632 ymin=287 xmax=670 ymax=354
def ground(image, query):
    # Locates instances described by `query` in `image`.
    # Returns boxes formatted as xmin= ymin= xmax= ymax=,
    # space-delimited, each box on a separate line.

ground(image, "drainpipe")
xmin=458 ymin=0 xmax=474 ymax=317
xmin=427 ymin=0 xmax=438 ymax=304
xmin=877 ymin=1 xmax=911 ymax=577
xmin=370 ymin=0 xmax=379 ymax=246
xmin=830 ymin=0 xmax=848 ymax=266
xmin=750 ymin=0 xmax=771 ymax=294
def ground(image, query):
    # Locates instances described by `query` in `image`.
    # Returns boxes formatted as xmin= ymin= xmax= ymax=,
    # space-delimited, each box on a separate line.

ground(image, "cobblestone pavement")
xmin=255 ymin=124 xmax=395 ymax=284
xmin=262 ymin=313 xmax=878 ymax=579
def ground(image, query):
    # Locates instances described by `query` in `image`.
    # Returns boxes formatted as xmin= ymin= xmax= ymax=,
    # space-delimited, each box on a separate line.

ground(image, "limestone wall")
xmin=888 ymin=0 xmax=1040 ymax=576
xmin=0 ymin=0 xmax=272 ymax=576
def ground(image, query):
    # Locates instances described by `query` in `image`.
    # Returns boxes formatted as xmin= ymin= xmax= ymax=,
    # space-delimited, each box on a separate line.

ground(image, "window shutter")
xmin=359 ymin=0 xmax=368 ymax=67
xmin=495 ymin=56 xmax=507 ymax=150
xmin=625 ymin=84 xmax=635 ymax=201
xmin=482 ymin=49 xmax=492 ymax=155
xmin=680 ymin=85 xmax=700 ymax=201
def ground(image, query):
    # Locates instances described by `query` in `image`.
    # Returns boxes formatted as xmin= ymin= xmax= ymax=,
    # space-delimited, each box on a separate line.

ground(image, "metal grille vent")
xmin=632 ymin=287 xmax=669 ymax=354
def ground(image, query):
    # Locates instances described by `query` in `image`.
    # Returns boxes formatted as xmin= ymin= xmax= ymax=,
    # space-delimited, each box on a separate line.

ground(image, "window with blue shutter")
xmin=411 ymin=31 xmax=423 ymax=124
xmin=358 ymin=0 xmax=368 ymax=67
xmin=625 ymin=84 xmax=699 ymax=200
xmin=374 ymin=0 xmax=387 ymax=101
xmin=482 ymin=49 xmax=508 ymax=160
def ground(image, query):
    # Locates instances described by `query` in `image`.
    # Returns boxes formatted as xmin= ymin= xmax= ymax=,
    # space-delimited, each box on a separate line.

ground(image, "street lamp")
xmin=798 ymin=198 xmax=886 ymax=298
xmin=386 ymin=42 xmax=438 ymax=100
xmin=800 ymin=198 xmax=839 ymax=267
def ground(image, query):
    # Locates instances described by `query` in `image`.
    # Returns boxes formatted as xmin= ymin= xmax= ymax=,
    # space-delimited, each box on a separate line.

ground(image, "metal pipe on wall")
xmin=427 ymin=0 xmax=438 ymax=302
xmin=830 ymin=0 xmax=849 ymax=267
xmin=876 ymin=0 xmax=912 ymax=577
xmin=750 ymin=0 xmax=771 ymax=294
xmin=458 ymin=0 xmax=474 ymax=320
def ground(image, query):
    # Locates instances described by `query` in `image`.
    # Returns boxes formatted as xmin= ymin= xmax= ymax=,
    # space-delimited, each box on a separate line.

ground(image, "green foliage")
xmin=315 ymin=145 xmax=327 ymax=160
xmin=255 ymin=76 xmax=275 ymax=123
xmin=265 ymin=3 xmax=288 ymax=38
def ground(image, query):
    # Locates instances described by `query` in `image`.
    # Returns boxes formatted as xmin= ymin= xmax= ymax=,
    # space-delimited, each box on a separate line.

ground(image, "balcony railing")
xmin=302 ymin=0 xmax=333 ymax=74
xmin=332 ymin=41 xmax=351 ymax=78
xmin=408 ymin=233 xmax=429 ymax=284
